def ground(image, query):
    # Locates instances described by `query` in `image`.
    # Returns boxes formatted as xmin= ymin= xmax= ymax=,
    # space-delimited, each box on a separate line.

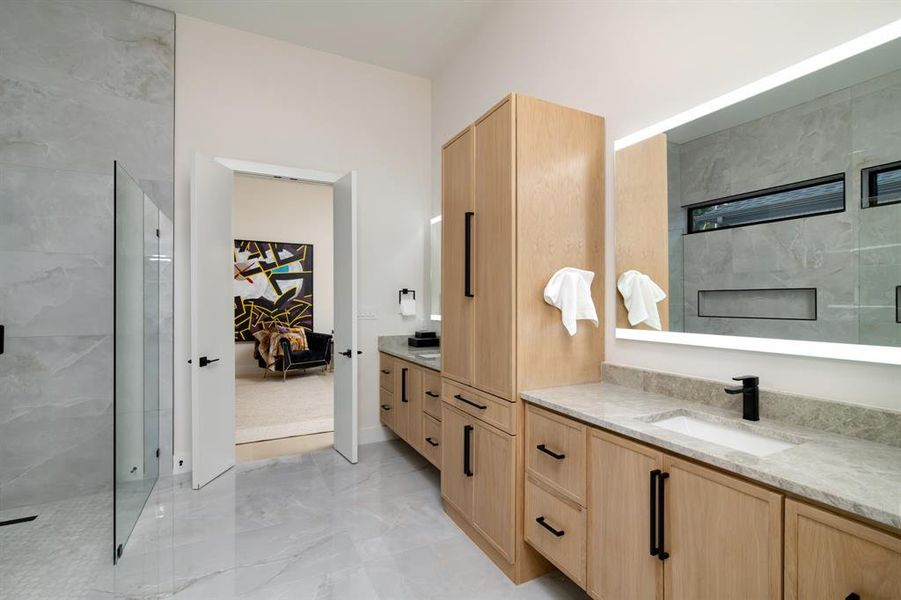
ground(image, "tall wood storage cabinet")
xmin=440 ymin=94 xmax=605 ymax=584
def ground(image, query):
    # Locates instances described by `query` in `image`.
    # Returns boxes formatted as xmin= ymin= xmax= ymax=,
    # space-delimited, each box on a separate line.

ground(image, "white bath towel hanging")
xmin=616 ymin=270 xmax=667 ymax=330
xmin=400 ymin=296 xmax=416 ymax=317
xmin=543 ymin=268 xmax=599 ymax=336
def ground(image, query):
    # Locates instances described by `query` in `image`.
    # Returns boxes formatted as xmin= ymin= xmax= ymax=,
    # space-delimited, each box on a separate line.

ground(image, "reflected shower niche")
xmin=114 ymin=162 xmax=162 ymax=562
xmin=615 ymin=34 xmax=901 ymax=354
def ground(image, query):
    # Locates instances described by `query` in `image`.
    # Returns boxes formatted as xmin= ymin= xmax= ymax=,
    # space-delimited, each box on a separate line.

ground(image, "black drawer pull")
xmin=535 ymin=516 xmax=565 ymax=537
xmin=650 ymin=469 xmax=660 ymax=556
xmin=425 ymin=437 xmax=439 ymax=447
xmin=381 ymin=369 xmax=390 ymax=374
xmin=536 ymin=444 xmax=565 ymax=460
xmin=657 ymin=471 xmax=669 ymax=560
xmin=401 ymin=368 xmax=408 ymax=403
xmin=454 ymin=393 xmax=487 ymax=410
xmin=425 ymin=391 xmax=439 ymax=398
xmin=380 ymin=404 xmax=391 ymax=411
xmin=463 ymin=425 xmax=474 ymax=476
xmin=845 ymin=594 xmax=860 ymax=600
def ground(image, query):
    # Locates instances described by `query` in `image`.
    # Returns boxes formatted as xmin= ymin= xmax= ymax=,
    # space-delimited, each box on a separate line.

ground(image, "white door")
xmin=190 ymin=153 xmax=236 ymax=488
xmin=333 ymin=171 xmax=358 ymax=463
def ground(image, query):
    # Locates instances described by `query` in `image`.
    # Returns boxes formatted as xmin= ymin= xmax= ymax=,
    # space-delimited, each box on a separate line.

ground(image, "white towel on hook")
xmin=543 ymin=268 xmax=599 ymax=336
xmin=616 ymin=270 xmax=667 ymax=330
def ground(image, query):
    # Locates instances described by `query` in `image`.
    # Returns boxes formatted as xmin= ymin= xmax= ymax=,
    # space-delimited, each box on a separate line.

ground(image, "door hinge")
xmin=156 ymin=448 xmax=160 ymax=458
xmin=155 ymin=228 xmax=160 ymax=238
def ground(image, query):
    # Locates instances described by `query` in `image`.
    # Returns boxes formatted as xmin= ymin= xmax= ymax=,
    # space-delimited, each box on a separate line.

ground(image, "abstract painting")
xmin=233 ymin=240 xmax=313 ymax=341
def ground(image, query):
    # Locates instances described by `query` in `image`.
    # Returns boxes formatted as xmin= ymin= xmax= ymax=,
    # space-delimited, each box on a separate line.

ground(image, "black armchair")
xmin=259 ymin=331 xmax=333 ymax=380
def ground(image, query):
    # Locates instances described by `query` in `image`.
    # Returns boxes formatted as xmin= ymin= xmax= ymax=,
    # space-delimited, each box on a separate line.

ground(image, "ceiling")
xmin=143 ymin=0 xmax=496 ymax=78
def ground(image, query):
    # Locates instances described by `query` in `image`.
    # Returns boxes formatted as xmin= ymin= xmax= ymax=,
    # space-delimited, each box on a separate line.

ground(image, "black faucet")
xmin=725 ymin=375 xmax=759 ymax=421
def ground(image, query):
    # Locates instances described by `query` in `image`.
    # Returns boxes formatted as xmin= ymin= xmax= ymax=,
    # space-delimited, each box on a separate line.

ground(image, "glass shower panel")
xmin=114 ymin=163 xmax=160 ymax=561
xmin=858 ymin=202 xmax=901 ymax=346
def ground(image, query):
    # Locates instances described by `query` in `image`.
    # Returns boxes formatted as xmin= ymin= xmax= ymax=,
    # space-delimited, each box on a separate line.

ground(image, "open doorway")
xmin=232 ymin=174 xmax=335 ymax=459
xmin=190 ymin=155 xmax=357 ymax=490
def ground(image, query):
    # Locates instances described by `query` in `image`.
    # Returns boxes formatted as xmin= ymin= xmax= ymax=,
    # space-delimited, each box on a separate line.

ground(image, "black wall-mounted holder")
xmin=398 ymin=288 xmax=416 ymax=303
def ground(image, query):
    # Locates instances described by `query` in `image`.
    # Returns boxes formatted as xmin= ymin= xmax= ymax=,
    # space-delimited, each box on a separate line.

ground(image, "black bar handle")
xmin=425 ymin=437 xmax=439 ymax=447
xmin=536 ymin=444 xmax=566 ymax=460
xmin=380 ymin=404 xmax=391 ymax=411
xmin=463 ymin=425 xmax=474 ymax=477
xmin=658 ymin=471 xmax=670 ymax=560
xmin=845 ymin=594 xmax=860 ymax=600
xmin=454 ymin=393 xmax=487 ymax=410
xmin=401 ymin=368 xmax=408 ymax=403
xmin=649 ymin=469 xmax=660 ymax=556
xmin=425 ymin=391 xmax=439 ymax=398
xmin=381 ymin=369 xmax=391 ymax=375
xmin=535 ymin=516 xmax=565 ymax=537
xmin=464 ymin=211 xmax=474 ymax=297
xmin=199 ymin=356 xmax=219 ymax=368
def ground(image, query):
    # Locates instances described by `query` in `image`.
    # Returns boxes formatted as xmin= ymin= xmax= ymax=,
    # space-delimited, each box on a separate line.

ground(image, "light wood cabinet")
xmin=525 ymin=476 xmax=587 ymax=588
xmin=379 ymin=353 xmax=394 ymax=393
xmin=472 ymin=99 xmax=515 ymax=400
xmin=421 ymin=413 xmax=441 ymax=469
xmin=472 ymin=416 xmax=516 ymax=562
xmin=785 ymin=499 xmax=901 ymax=600
xmin=422 ymin=369 xmax=442 ymax=419
xmin=441 ymin=403 xmax=475 ymax=520
xmin=441 ymin=129 xmax=474 ymax=386
xmin=440 ymin=94 xmax=606 ymax=584
xmin=664 ymin=455 xmax=783 ymax=600
xmin=586 ymin=429 xmax=663 ymax=600
xmin=378 ymin=352 xmax=439 ymax=468
xmin=526 ymin=404 xmax=587 ymax=506
xmin=378 ymin=386 xmax=394 ymax=430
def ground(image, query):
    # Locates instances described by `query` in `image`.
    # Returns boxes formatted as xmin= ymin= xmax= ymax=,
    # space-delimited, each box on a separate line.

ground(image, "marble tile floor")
xmin=1 ymin=440 xmax=587 ymax=599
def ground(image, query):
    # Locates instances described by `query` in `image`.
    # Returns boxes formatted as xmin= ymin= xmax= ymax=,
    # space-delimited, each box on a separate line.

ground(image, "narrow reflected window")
xmin=862 ymin=160 xmax=901 ymax=208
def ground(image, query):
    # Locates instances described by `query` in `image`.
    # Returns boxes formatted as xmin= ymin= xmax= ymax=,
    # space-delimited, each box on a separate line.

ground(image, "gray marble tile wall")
xmin=0 ymin=0 xmax=174 ymax=509
xmin=667 ymin=68 xmax=901 ymax=346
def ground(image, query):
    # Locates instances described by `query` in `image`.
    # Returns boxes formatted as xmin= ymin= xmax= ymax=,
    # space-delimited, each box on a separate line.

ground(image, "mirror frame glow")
xmin=614 ymin=18 xmax=901 ymax=366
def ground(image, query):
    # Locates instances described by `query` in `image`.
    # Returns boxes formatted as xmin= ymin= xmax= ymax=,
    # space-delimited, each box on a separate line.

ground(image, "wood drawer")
xmin=526 ymin=404 xmax=587 ymax=505
xmin=379 ymin=353 xmax=394 ymax=392
xmin=422 ymin=368 xmax=442 ymax=420
xmin=379 ymin=386 xmax=395 ymax=430
xmin=442 ymin=378 xmax=516 ymax=435
xmin=785 ymin=499 xmax=901 ymax=600
xmin=421 ymin=413 xmax=441 ymax=469
xmin=524 ymin=475 xmax=586 ymax=588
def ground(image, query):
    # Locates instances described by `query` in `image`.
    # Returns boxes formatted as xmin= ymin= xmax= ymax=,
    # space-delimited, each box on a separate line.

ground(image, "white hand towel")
xmin=543 ymin=268 xmax=599 ymax=336
xmin=616 ymin=270 xmax=667 ymax=330
xmin=400 ymin=297 xmax=416 ymax=317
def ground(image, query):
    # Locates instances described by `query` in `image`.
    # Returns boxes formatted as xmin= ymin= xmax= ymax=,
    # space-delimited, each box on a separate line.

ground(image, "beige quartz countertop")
xmin=378 ymin=335 xmax=440 ymax=371
xmin=521 ymin=382 xmax=901 ymax=531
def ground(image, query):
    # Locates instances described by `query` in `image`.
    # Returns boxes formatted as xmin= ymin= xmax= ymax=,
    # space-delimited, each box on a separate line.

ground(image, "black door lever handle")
xmin=198 ymin=356 xmax=219 ymax=367
xmin=339 ymin=349 xmax=363 ymax=358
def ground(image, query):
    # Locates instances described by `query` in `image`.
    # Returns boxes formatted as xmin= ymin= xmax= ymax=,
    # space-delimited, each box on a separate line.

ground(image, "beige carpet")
xmin=235 ymin=370 xmax=334 ymax=444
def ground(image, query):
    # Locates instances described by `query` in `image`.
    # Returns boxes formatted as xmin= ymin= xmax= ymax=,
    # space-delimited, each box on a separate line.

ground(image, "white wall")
xmin=233 ymin=175 xmax=334 ymax=376
xmin=431 ymin=1 xmax=901 ymax=410
xmin=175 ymin=16 xmax=430 ymax=470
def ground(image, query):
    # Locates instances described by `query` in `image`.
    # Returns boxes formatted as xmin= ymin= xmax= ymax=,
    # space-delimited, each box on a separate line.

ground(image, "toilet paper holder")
xmin=398 ymin=288 xmax=416 ymax=303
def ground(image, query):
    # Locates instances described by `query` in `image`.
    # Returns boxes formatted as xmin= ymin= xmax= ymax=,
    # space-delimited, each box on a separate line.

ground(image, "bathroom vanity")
xmin=519 ymin=375 xmax=901 ymax=600
xmin=378 ymin=336 xmax=442 ymax=468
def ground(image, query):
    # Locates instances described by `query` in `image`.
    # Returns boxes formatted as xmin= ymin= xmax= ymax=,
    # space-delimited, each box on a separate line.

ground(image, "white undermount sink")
xmin=650 ymin=414 xmax=797 ymax=457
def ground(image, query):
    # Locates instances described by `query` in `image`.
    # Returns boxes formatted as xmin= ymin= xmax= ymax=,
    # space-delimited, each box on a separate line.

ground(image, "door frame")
xmin=202 ymin=156 xmax=357 ymax=466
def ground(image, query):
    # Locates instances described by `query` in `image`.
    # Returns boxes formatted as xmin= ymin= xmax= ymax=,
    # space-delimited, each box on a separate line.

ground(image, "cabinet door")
xmin=441 ymin=129 xmax=474 ymax=385
xmin=472 ymin=100 xmax=515 ymax=400
xmin=440 ymin=402 xmax=474 ymax=520
xmin=785 ymin=499 xmax=901 ymax=600
xmin=471 ymin=420 xmax=516 ymax=563
xmin=664 ymin=455 xmax=783 ymax=600
xmin=406 ymin=365 xmax=422 ymax=451
xmin=587 ymin=430 xmax=663 ymax=600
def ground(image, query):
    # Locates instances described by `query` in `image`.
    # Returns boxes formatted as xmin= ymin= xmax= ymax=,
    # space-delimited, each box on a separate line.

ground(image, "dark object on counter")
xmin=408 ymin=330 xmax=440 ymax=347
xmin=724 ymin=375 xmax=759 ymax=421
